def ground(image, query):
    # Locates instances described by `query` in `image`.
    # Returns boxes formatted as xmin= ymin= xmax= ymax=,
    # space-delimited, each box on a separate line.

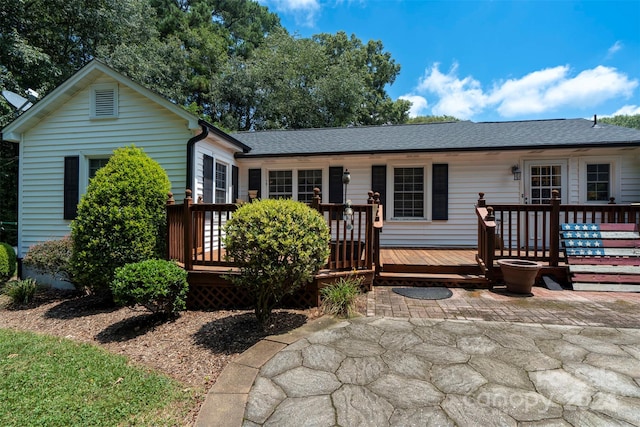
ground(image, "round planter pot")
xmin=497 ymin=259 xmax=543 ymax=294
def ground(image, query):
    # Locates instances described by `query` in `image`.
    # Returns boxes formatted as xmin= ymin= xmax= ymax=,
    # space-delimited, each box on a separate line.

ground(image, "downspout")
xmin=186 ymin=124 xmax=209 ymax=192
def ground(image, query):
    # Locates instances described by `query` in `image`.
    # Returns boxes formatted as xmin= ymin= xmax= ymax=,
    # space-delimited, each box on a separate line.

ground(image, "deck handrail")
xmin=475 ymin=193 xmax=496 ymax=282
xmin=166 ymin=189 xmax=383 ymax=271
xmin=476 ymin=191 xmax=640 ymax=282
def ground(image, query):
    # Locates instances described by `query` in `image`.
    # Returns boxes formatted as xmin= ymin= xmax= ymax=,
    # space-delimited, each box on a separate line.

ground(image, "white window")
xmin=586 ymin=163 xmax=610 ymax=202
xmin=88 ymin=158 xmax=110 ymax=179
xmin=90 ymin=83 xmax=118 ymax=119
xmin=268 ymin=170 xmax=293 ymax=199
xmin=297 ymin=169 xmax=322 ymax=203
xmin=393 ymin=167 xmax=424 ymax=218
xmin=215 ymin=162 xmax=228 ymax=203
xmin=529 ymin=164 xmax=562 ymax=204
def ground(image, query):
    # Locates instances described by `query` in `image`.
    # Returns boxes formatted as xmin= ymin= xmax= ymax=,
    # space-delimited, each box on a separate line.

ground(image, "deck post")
xmin=166 ymin=192 xmax=174 ymax=260
xmin=477 ymin=192 xmax=486 ymax=208
xmin=372 ymin=191 xmax=383 ymax=275
xmin=484 ymin=206 xmax=496 ymax=282
xmin=183 ymin=189 xmax=193 ymax=271
xmin=311 ymin=187 xmax=321 ymax=211
xmin=549 ymin=190 xmax=560 ymax=267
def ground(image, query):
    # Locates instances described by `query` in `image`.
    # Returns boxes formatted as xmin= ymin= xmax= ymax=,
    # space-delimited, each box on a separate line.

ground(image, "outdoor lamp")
xmin=343 ymin=200 xmax=354 ymax=231
xmin=511 ymin=165 xmax=521 ymax=181
xmin=342 ymin=169 xmax=351 ymax=202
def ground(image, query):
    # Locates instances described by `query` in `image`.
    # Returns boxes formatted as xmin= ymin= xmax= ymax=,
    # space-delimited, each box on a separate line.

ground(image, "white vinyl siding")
xmin=18 ymin=76 xmax=191 ymax=256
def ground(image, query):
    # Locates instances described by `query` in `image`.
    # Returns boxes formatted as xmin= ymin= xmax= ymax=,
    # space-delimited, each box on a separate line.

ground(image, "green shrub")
xmin=111 ymin=259 xmax=188 ymax=315
xmin=0 ymin=242 xmax=16 ymax=283
xmin=320 ymin=276 xmax=362 ymax=318
xmin=70 ymin=146 xmax=171 ymax=293
xmin=4 ymin=278 xmax=37 ymax=305
xmin=22 ymin=236 xmax=74 ymax=284
xmin=224 ymin=198 xmax=330 ymax=325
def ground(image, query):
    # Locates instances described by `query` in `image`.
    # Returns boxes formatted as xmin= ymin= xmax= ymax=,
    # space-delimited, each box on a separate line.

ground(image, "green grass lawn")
xmin=0 ymin=328 xmax=191 ymax=426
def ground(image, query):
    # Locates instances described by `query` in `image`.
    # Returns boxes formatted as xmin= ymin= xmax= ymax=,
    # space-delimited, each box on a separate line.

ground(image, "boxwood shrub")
xmin=224 ymin=198 xmax=330 ymax=325
xmin=0 ymin=242 xmax=16 ymax=283
xmin=111 ymin=259 xmax=188 ymax=316
xmin=22 ymin=237 xmax=74 ymax=285
xmin=70 ymin=146 xmax=171 ymax=294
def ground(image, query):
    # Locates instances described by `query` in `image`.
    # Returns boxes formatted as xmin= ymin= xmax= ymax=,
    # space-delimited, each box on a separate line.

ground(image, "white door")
xmin=523 ymin=160 xmax=568 ymax=249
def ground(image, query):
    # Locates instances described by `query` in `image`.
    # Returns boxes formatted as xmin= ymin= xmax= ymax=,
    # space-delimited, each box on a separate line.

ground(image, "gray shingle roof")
xmin=232 ymin=119 xmax=640 ymax=158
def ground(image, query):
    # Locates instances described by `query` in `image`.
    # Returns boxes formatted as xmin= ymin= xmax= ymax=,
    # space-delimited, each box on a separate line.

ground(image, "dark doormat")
xmin=392 ymin=287 xmax=453 ymax=300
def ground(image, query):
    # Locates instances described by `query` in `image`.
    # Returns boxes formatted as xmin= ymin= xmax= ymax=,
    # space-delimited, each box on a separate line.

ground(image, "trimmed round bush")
xmin=111 ymin=259 xmax=188 ymax=315
xmin=22 ymin=237 xmax=74 ymax=284
xmin=0 ymin=242 xmax=17 ymax=283
xmin=70 ymin=146 xmax=171 ymax=293
xmin=224 ymin=198 xmax=330 ymax=325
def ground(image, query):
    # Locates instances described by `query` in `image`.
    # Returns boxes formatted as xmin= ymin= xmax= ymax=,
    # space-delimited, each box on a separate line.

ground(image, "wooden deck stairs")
xmin=561 ymin=223 xmax=640 ymax=292
xmin=375 ymin=248 xmax=491 ymax=288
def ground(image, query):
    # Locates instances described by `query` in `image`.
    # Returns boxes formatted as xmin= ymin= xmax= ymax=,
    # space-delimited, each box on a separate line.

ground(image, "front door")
xmin=523 ymin=160 xmax=567 ymax=249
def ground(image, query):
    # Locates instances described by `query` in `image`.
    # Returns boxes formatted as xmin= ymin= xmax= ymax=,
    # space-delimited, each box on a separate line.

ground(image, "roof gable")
xmin=2 ymin=60 xmax=194 ymax=142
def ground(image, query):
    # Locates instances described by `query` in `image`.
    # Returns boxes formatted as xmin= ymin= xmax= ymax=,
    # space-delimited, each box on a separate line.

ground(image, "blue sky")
xmin=258 ymin=0 xmax=640 ymax=122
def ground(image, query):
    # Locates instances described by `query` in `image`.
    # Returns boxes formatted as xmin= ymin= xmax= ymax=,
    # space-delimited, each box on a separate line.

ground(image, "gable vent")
xmin=91 ymin=84 xmax=118 ymax=118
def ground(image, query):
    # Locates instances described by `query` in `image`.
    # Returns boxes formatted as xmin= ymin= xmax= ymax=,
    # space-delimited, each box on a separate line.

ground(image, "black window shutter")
xmin=63 ymin=156 xmax=79 ymax=220
xmin=248 ymin=168 xmax=261 ymax=199
xmin=232 ymin=165 xmax=239 ymax=202
xmin=328 ymin=166 xmax=343 ymax=204
xmin=371 ymin=165 xmax=387 ymax=207
xmin=203 ymin=155 xmax=213 ymax=203
xmin=432 ymin=163 xmax=448 ymax=220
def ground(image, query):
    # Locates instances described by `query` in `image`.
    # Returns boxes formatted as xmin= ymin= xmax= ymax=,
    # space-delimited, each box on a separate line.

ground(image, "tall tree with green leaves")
xmin=599 ymin=114 xmax=640 ymax=130
xmin=314 ymin=31 xmax=410 ymax=125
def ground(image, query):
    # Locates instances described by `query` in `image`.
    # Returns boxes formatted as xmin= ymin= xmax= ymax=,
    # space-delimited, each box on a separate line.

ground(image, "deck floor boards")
xmin=380 ymin=248 xmax=478 ymax=267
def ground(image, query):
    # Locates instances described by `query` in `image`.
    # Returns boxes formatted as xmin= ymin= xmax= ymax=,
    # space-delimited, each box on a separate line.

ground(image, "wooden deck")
xmin=377 ymin=248 xmax=490 ymax=288
xmin=380 ymin=248 xmax=478 ymax=267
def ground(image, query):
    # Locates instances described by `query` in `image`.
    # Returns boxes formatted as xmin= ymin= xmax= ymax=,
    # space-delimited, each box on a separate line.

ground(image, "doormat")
xmin=392 ymin=287 xmax=453 ymax=300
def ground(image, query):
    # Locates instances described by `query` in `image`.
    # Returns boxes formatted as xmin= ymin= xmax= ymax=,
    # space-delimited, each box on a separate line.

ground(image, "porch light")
xmin=511 ymin=165 xmax=521 ymax=181
xmin=342 ymin=169 xmax=351 ymax=202
xmin=343 ymin=200 xmax=354 ymax=231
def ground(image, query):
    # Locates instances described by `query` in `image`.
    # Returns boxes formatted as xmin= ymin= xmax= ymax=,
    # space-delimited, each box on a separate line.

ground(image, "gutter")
xmin=186 ymin=124 xmax=209 ymax=191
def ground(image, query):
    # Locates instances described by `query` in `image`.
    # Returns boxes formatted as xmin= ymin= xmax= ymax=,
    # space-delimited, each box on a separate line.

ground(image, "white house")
xmin=3 ymin=60 xmax=640 ymax=264
xmin=1 ymin=60 xmax=249 ymax=263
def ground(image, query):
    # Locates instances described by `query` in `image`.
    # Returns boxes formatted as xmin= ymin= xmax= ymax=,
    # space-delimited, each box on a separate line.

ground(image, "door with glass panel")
xmin=523 ymin=160 xmax=567 ymax=250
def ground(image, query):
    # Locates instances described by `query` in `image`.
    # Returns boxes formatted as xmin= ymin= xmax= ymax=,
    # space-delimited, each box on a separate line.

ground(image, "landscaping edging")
xmin=194 ymin=315 xmax=341 ymax=427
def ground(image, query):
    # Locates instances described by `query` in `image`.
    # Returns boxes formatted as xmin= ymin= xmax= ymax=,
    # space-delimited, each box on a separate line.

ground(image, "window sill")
xmin=389 ymin=217 xmax=431 ymax=223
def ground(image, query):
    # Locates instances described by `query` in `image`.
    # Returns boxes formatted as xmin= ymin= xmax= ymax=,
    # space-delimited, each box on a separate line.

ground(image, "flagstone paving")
xmin=196 ymin=287 xmax=640 ymax=426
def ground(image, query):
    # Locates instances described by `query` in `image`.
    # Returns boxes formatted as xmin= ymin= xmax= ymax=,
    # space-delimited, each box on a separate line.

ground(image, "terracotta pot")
xmin=497 ymin=259 xmax=542 ymax=294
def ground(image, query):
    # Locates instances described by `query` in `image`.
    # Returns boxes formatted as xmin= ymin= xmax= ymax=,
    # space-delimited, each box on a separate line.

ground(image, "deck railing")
xmin=166 ymin=189 xmax=383 ymax=272
xmin=476 ymin=191 xmax=640 ymax=281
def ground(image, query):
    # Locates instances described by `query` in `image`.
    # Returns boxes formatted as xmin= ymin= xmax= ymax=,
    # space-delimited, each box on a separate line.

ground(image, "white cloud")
xmin=609 ymin=105 xmax=640 ymax=116
xmin=607 ymin=41 xmax=623 ymax=59
xmin=409 ymin=63 xmax=638 ymax=120
xmin=399 ymin=95 xmax=428 ymax=117
xmin=416 ymin=63 xmax=488 ymax=119
xmin=260 ymin=0 xmax=321 ymax=27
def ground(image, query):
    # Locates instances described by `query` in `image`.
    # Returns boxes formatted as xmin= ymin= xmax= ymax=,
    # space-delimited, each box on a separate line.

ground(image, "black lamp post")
xmin=342 ymin=170 xmax=353 ymax=230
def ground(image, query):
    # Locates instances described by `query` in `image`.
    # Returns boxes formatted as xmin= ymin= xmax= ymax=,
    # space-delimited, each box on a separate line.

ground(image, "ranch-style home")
xmin=3 ymin=60 xmax=640 ymax=298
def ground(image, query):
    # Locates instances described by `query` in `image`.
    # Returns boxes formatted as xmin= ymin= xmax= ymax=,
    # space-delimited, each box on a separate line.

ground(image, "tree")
xmin=314 ymin=32 xmax=410 ymax=125
xmin=599 ymin=114 xmax=640 ymax=130
xmin=70 ymin=146 xmax=171 ymax=294
xmin=242 ymin=30 xmax=410 ymax=130
xmin=224 ymin=199 xmax=330 ymax=325
xmin=407 ymin=115 xmax=460 ymax=124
